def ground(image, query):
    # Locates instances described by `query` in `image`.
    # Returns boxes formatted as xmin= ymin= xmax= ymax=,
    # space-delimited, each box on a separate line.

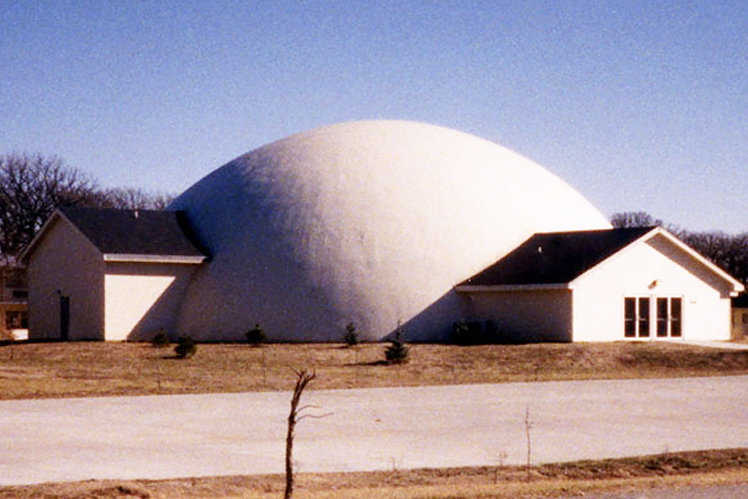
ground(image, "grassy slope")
xmin=0 ymin=341 xmax=746 ymax=399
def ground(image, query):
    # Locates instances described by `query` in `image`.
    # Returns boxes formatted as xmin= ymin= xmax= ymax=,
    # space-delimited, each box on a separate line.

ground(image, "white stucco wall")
xmin=460 ymin=289 xmax=572 ymax=342
xmin=27 ymin=217 xmax=104 ymax=340
xmin=571 ymin=233 xmax=734 ymax=342
xmin=104 ymin=262 xmax=198 ymax=341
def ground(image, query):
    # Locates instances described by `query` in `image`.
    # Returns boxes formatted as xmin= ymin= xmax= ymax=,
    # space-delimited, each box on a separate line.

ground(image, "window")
xmin=624 ymin=298 xmax=636 ymax=337
xmin=625 ymin=296 xmax=682 ymax=339
xmin=638 ymin=297 xmax=650 ymax=337
xmin=670 ymin=298 xmax=681 ymax=337
xmin=656 ymin=298 xmax=668 ymax=337
xmin=5 ymin=311 xmax=27 ymax=329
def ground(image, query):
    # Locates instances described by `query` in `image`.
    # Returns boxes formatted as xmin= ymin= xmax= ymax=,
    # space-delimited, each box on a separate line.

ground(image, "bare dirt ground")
xmin=1 ymin=449 xmax=745 ymax=498
xmin=0 ymin=340 xmax=747 ymax=399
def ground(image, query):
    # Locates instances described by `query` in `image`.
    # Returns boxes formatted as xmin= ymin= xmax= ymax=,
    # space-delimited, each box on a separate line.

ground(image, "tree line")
xmin=611 ymin=211 xmax=747 ymax=287
xmin=0 ymin=153 xmax=174 ymax=260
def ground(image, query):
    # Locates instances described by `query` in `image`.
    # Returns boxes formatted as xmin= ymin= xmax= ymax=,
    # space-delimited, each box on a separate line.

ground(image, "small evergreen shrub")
xmin=385 ymin=324 xmax=409 ymax=364
xmin=151 ymin=329 xmax=170 ymax=348
xmin=246 ymin=324 xmax=267 ymax=346
xmin=174 ymin=335 xmax=196 ymax=359
xmin=451 ymin=319 xmax=509 ymax=345
xmin=451 ymin=320 xmax=472 ymax=345
xmin=343 ymin=322 xmax=359 ymax=346
xmin=451 ymin=319 xmax=485 ymax=345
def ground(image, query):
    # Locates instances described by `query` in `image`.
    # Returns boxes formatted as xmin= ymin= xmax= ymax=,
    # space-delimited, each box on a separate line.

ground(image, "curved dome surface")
xmin=170 ymin=120 xmax=610 ymax=341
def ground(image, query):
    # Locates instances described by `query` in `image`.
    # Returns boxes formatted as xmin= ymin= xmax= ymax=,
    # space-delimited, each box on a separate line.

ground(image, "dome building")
xmin=168 ymin=120 xmax=610 ymax=341
xmin=25 ymin=121 xmax=742 ymax=343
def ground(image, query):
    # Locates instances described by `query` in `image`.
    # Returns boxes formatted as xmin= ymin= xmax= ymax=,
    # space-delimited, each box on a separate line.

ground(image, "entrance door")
xmin=59 ymin=296 xmax=70 ymax=341
xmin=626 ymin=296 xmax=682 ymax=339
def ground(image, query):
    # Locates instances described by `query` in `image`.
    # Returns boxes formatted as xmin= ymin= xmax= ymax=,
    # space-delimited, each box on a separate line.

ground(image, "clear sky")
xmin=1 ymin=1 xmax=745 ymax=233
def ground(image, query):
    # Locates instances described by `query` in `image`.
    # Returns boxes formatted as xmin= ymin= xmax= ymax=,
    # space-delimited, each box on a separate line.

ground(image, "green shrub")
xmin=451 ymin=320 xmax=472 ymax=345
xmin=385 ymin=324 xmax=409 ymax=364
xmin=451 ymin=319 xmax=510 ymax=345
xmin=246 ymin=324 xmax=267 ymax=346
xmin=150 ymin=329 xmax=170 ymax=348
xmin=174 ymin=336 xmax=196 ymax=359
xmin=343 ymin=322 xmax=359 ymax=346
xmin=451 ymin=319 xmax=485 ymax=345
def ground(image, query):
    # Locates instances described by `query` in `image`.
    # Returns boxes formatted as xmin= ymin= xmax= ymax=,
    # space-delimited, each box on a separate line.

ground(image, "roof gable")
xmin=458 ymin=227 xmax=655 ymax=287
xmin=22 ymin=207 xmax=208 ymax=263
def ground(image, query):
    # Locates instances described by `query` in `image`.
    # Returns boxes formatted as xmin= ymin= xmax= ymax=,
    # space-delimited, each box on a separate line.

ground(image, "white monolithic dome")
xmin=170 ymin=120 xmax=610 ymax=341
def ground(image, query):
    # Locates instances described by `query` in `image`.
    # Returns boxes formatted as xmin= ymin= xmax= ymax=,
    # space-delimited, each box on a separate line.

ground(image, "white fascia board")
xmin=455 ymin=283 xmax=570 ymax=293
xmin=648 ymin=228 xmax=744 ymax=293
xmin=18 ymin=210 xmax=61 ymax=263
xmin=19 ymin=209 xmax=102 ymax=262
xmin=21 ymin=209 xmax=106 ymax=263
xmin=568 ymin=227 xmax=745 ymax=293
xmin=103 ymin=254 xmax=206 ymax=264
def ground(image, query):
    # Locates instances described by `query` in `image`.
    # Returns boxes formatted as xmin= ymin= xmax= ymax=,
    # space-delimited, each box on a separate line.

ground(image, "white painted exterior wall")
xmin=461 ymin=289 xmax=572 ymax=342
xmin=26 ymin=214 xmax=201 ymax=341
xmin=26 ymin=217 xmax=105 ymax=340
xmin=104 ymin=262 xmax=198 ymax=341
xmin=571 ymin=233 xmax=734 ymax=341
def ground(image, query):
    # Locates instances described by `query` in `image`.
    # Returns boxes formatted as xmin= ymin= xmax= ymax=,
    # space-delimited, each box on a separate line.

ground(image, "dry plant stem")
xmin=285 ymin=369 xmax=316 ymax=499
xmin=525 ymin=405 xmax=533 ymax=478
xmin=262 ymin=348 xmax=267 ymax=389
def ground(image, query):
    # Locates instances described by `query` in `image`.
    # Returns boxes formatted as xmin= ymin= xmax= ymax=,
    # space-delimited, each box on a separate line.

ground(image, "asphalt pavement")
xmin=1 ymin=375 xmax=746 ymax=485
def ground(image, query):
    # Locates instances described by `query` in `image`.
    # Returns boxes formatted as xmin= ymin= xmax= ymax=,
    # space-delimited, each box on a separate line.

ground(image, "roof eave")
xmin=103 ymin=254 xmax=206 ymax=264
xmin=455 ymin=283 xmax=571 ymax=293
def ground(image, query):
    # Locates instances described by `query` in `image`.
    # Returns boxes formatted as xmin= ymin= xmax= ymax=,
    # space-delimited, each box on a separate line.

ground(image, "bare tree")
xmin=0 ymin=153 xmax=178 ymax=259
xmin=610 ymin=211 xmax=663 ymax=228
xmin=285 ymin=369 xmax=328 ymax=499
xmin=96 ymin=187 xmax=175 ymax=210
xmin=0 ymin=153 xmax=98 ymax=257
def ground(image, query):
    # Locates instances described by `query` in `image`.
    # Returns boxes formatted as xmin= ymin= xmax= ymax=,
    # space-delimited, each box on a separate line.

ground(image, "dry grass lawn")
xmin=1 ymin=448 xmax=745 ymax=498
xmin=0 ymin=340 xmax=746 ymax=399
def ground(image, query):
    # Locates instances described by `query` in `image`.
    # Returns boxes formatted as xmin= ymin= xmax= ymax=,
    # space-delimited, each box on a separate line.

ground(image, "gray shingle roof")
xmin=459 ymin=227 xmax=655 ymax=286
xmin=60 ymin=207 xmax=208 ymax=258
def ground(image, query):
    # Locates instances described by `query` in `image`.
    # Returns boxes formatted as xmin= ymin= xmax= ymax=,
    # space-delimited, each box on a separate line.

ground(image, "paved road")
xmin=1 ymin=376 xmax=747 ymax=486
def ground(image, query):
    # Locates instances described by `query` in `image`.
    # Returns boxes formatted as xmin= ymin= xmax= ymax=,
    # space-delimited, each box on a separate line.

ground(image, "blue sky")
xmin=1 ymin=1 xmax=745 ymax=233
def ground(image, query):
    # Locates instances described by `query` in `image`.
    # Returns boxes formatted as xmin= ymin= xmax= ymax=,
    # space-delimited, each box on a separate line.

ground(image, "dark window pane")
xmin=671 ymin=298 xmax=682 ymax=336
xmin=624 ymin=298 xmax=636 ymax=337
xmin=657 ymin=298 xmax=668 ymax=336
xmin=638 ymin=297 xmax=650 ymax=337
